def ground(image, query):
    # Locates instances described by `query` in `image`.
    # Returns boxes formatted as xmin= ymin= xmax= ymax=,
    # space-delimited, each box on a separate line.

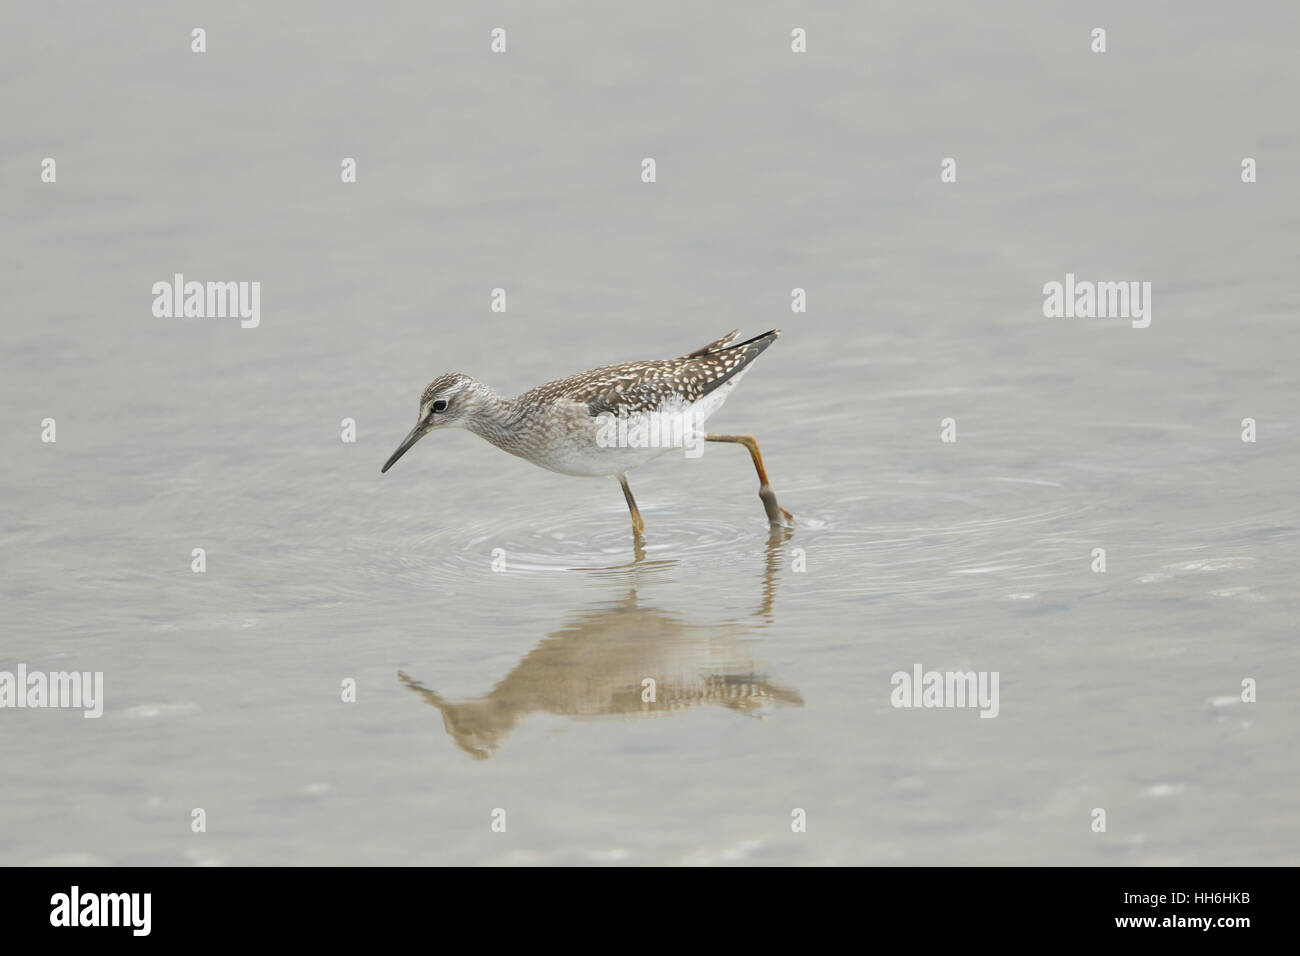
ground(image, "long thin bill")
xmin=381 ymin=424 xmax=426 ymax=473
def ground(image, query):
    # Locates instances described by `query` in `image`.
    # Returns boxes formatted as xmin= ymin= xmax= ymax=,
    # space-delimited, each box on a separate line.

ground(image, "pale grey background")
xmin=1 ymin=1 xmax=1297 ymax=864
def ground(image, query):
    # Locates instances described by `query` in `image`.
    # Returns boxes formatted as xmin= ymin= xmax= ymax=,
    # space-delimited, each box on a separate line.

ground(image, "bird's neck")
xmin=464 ymin=386 xmax=525 ymax=452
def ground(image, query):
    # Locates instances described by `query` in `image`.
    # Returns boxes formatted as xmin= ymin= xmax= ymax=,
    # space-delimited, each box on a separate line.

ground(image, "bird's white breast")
xmin=526 ymin=371 xmax=747 ymax=478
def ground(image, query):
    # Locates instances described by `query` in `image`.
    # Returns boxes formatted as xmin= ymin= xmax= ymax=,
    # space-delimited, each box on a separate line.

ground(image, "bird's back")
xmin=521 ymin=329 xmax=780 ymax=418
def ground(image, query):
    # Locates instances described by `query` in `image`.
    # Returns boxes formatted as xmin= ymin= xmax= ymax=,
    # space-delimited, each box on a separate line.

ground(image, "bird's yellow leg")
xmin=617 ymin=474 xmax=646 ymax=536
xmin=704 ymin=434 xmax=794 ymax=527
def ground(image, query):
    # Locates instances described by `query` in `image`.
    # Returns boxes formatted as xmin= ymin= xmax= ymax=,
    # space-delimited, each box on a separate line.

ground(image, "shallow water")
xmin=2 ymin=1 xmax=1298 ymax=864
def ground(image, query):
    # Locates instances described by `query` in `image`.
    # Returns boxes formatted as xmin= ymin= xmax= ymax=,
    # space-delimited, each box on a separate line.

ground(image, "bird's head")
xmin=381 ymin=372 xmax=480 ymax=473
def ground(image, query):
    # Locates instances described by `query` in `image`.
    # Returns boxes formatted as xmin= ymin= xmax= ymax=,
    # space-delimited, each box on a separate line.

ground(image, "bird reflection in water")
xmin=398 ymin=529 xmax=802 ymax=759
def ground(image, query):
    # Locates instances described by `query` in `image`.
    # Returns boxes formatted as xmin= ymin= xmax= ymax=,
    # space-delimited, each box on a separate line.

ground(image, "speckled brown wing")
xmin=532 ymin=329 xmax=780 ymax=418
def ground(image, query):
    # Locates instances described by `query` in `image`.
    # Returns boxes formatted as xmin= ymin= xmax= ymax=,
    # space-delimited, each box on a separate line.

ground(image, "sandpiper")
xmin=381 ymin=329 xmax=793 ymax=534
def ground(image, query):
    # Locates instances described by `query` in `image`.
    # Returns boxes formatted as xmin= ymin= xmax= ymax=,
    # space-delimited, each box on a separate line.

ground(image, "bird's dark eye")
xmin=432 ymin=399 xmax=448 ymax=413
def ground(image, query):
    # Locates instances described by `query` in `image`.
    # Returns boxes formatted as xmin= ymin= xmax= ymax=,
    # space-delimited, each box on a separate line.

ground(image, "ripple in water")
xmin=338 ymin=505 xmax=786 ymax=592
xmin=430 ymin=510 xmax=760 ymax=576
